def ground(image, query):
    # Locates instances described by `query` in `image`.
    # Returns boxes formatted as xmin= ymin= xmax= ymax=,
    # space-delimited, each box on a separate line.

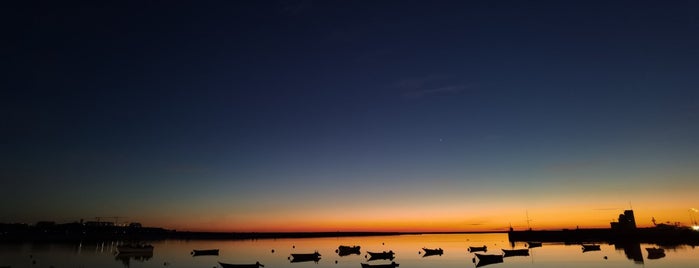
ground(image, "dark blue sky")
xmin=3 ymin=1 xmax=699 ymax=230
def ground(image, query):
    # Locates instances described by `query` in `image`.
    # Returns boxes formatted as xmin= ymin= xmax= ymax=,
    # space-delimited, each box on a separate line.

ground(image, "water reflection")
xmin=614 ymin=242 xmax=644 ymax=264
xmin=1 ymin=234 xmax=698 ymax=268
xmin=115 ymin=251 xmax=153 ymax=267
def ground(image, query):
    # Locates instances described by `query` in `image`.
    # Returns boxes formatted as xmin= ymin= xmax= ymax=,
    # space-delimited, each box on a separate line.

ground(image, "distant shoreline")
xmin=171 ymin=230 xmax=506 ymax=240
xmin=0 ymin=223 xmax=505 ymax=241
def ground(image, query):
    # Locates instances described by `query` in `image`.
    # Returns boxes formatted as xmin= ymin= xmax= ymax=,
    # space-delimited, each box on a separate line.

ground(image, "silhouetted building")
xmin=129 ymin=222 xmax=142 ymax=228
xmin=84 ymin=221 xmax=114 ymax=227
xmin=611 ymin=210 xmax=637 ymax=230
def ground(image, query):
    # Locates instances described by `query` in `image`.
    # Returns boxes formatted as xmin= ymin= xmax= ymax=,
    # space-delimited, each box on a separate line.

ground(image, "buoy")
xmin=604 ymin=256 xmax=608 ymax=259
xmin=335 ymin=260 xmax=338 ymax=264
xmin=271 ymin=249 xmax=275 ymax=253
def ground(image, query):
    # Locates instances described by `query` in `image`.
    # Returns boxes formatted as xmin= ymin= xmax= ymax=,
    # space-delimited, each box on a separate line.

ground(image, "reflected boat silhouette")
xmin=468 ymin=245 xmax=487 ymax=252
xmin=422 ymin=247 xmax=443 ymax=256
xmin=290 ymin=252 xmax=321 ymax=263
xmin=474 ymin=253 xmax=504 ymax=267
xmin=526 ymin=242 xmax=542 ymax=248
xmin=115 ymin=251 xmax=153 ymax=267
xmin=502 ymin=248 xmax=529 ymax=257
xmin=218 ymin=261 xmax=264 ymax=268
xmin=360 ymin=261 xmax=399 ymax=268
xmin=367 ymin=250 xmax=395 ymax=260
xmin=337 ymin=245 xmax=361 ymax=256
xmin=191 ymin=249 xmax=219 ymax=256
xmin=582 ymin=244 xmax=601 ymax=252
xmin=646 ymin=247 xmax=666 ymax=259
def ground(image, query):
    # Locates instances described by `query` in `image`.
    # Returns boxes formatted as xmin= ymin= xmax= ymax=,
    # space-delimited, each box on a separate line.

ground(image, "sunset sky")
xmin=4 ymin=1 xmax=698 ymax=232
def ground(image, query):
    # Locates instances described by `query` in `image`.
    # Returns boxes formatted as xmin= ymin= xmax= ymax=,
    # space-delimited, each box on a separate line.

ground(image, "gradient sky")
xmin=4 ymin=1 xmax=699 ymax=232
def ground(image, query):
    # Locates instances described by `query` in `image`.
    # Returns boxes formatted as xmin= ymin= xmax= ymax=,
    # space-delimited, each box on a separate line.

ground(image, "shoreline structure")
xmin=2 ymin=210 xmax=697 ymax=244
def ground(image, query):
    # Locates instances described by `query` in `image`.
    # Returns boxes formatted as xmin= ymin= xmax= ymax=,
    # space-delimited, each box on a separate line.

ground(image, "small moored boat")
xmin=191 ymin=249 xmax=219 ymax=256
xmin=646 ymin=247 xmax=666 ymax=259
xmin=526 ymin=242 xmax=542 ymax=248
xmin=474 ymin=253 xmax=504 ymax=267
xmin=337 ymin=245 xmax=361 ymax=256
xmin=468 ymin=245 xmax=487 ymax=252
xmin=502 ymin=248 xmax=529 ymax=257
xmin=290 ymin=252 xmax=321 ymax=262
xmin=360 ymin=262 xmax=399 ymax=268
xmin=367 ymin=251 xmax=395 ymax=260
xmin=218 ymin=261 xmax=264 ymax=268
xmin=582 ymin=244 xmax=601 ymax=252
xmin=421 ymin=247 xmax=443 ymax=256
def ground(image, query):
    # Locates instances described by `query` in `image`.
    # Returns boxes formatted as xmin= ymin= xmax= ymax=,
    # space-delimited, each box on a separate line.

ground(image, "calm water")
xmin=1 ymin=234 xmax=698 ymax=268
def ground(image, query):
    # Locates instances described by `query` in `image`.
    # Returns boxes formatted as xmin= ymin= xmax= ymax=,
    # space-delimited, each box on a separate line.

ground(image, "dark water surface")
xmin=1 ymin=234 xmax=697 ymax=267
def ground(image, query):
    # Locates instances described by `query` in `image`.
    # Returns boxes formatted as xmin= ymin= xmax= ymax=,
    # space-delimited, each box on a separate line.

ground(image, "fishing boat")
xmin=360 ymin=262 xmax=399 ymax=268
xmin=468 ymin=245 xmax=487 ymax=252
xmin=421 ymin=247 xmax=443 ymax=256
xmin=474 ymin=253 xmax=504 ymax=267
xmin=526 ymin=241 xmax=542 ymax=248
xmin=218 ymin=261 xmax=264 ymax=268
xmin=191 ymin=249 xmax=219 ymax=256
xmin=337 ymin=245 xmax=361 ymax=256
xmin=502 ymin=248 xmax=529 ymax=257
xmin=290 ymin=252 xmax=321 ymax=262
xmin=367 ymin=250 xmax=395 ymax=260
xmin=581 ymin=244 xmax=601 ymax=252
xmin=117 ymin=244 xmax=153 ymax=254
xmin=646 ymin=247 xmax=666 ymax=259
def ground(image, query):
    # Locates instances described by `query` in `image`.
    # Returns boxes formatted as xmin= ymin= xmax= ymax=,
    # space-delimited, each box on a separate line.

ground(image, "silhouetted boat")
xmin=502 ymin=248 xmax=529 ymax=257
xmin=290 ymin=252 xmax=321 ymax=262
xmin=117 ymin=244 xmax=153 ymax=254
xmin=422 ymin=247 xmax=443 ymax=256
xmin=218 ymin=261 xmax=264 ymax=268
xmin=526 ymin=242 xmax=542 ymax=248
xmin=191 ymin=249 xmax=219 ymax=256
xmin=474 ymin=253 xmax=504 ymax=267
xmin=646 ymin=247 xmax=666 ymax=259
xmin=367 ymin=251 xmax=395 ymax=260
xmin=360 ymin=262 xmax=399 ymax=268
xmin=582 ymin=244 xmax=601 ymax=252
xmin=337 ymin=245 xmax=361 ymax=256
xmin=468 ymin=245 xmax=487 ymax=252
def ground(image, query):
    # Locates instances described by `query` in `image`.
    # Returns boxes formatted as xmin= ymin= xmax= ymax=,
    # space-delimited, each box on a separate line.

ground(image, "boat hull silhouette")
xmin=218 ymin=261 xmax=264 ymax=268
xmin=468 ymin=246 xmax=487 ymax=252
xmin=337 ymin=245 xmax=361 ymax=256
xmin=360 ymin=262 xmax=399 ymax=268
xmin=422 ymin=247 xmax=443 ymax=256
xmin=192 ymin=249 xmax=219 ymax=256
xmin=474 ymin=253 xmax=504 ymax=267
xmin=290 ymin=252 xmax=321 ymax=262
xmin=582 ymin=244 xmax=601 ymax=252
xmin=526 ymin=241 xmax=542 ymax=248
xmin=646 ymin=247 xmax=666 ymax=259
xmin=367 ymin=251 xmax=395 ymax=260
xmin=503 ymin=248 xmax=529 ymax=257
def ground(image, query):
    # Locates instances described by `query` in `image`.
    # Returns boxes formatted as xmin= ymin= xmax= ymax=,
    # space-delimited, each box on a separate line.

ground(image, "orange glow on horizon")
xmin=145 ymin=205 xmax=693 ymax=233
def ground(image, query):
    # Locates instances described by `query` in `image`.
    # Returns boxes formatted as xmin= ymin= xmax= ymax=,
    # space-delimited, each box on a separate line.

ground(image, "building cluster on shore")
xmin=0 ymin=220 xmax=172 ymax=241
xmin=509 ymin=210 xmax=699 ymax=245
